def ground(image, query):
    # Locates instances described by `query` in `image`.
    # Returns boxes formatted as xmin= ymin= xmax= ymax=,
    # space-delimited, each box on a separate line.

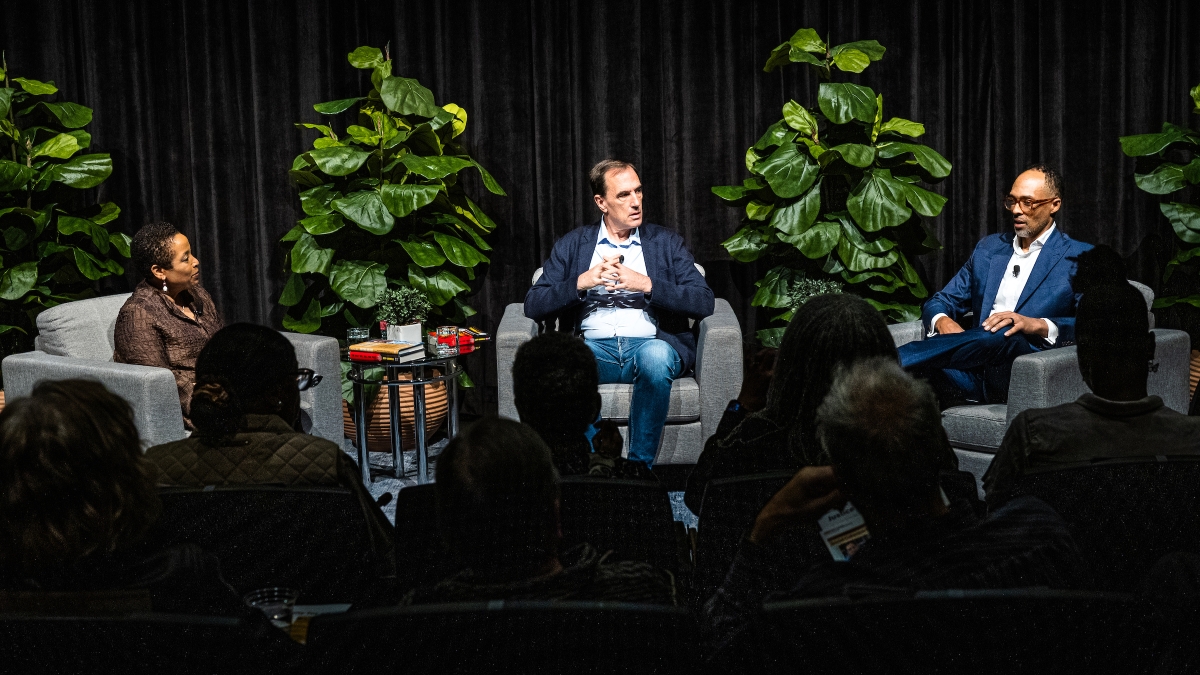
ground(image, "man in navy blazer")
xmin=524 ymin=160 xmax=715 ymax=465
xmin=900 ymin=165 xmax=1092 ymax=405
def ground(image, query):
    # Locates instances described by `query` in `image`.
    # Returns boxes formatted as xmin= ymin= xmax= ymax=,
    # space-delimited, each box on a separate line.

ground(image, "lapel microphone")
xmin=1012 ymin=265 xmax=1020 ymax=278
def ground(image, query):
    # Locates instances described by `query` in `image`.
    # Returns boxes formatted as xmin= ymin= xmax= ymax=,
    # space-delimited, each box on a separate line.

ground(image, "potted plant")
xmin=376 ymin=285 xmax=430 ymax=344
xmin=0 ymin=54 xmax=129 ymax=405
xmin=711 ymin=29 xmax=950 ymax=346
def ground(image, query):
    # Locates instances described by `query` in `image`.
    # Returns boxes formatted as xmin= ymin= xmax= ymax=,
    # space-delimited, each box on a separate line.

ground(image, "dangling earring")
xmin=161 ymin=280 xmax=168 ymax=292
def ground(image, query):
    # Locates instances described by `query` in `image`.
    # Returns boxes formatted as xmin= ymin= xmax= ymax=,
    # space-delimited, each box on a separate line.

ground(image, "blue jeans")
xmin=898 ymin=326 xmax=1040 ymax=404
xmin=585 ymin=337 xmax=683 ymax=466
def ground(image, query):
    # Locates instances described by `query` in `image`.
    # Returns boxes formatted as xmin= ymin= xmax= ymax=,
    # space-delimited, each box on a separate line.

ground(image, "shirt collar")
xmin=1013 ymin=221 xmax=1056 ymax=255
xmin=1075 ymin=393 xmax=1164 ymax=417
xmin=598 ymin=216 xmax=640 ymax=247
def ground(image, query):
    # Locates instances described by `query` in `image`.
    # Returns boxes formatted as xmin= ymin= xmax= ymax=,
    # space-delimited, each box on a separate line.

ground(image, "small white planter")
xmin=386 ymin=322 xmax=424 ymax=345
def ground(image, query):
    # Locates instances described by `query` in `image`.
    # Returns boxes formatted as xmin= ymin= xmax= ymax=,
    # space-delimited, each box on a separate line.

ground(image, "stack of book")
xmin=347 ymin=340 xmax=426 ymax=363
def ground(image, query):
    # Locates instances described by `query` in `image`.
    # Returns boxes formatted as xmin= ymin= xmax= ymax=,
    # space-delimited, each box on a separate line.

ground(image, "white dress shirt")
xmin=580 ymin=217 xmax=658 ymax=340
xmin=931 ymin=222 xmax=1059 ymax=345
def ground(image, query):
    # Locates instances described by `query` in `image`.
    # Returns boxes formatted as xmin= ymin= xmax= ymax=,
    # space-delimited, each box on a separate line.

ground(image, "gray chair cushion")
xmin=598 ymin=377 xmax=701 ymax=424
xmin=35 ymin=293 xmax=131 ymax=361
xmin=941 ymin=404 xmax=1008 ymax=452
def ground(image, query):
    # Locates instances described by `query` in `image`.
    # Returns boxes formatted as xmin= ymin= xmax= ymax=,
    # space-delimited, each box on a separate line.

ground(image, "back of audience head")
xmin=435 ymin=416 xmax=561 ymax=580
xmin=190 ymin=323 xmax=300 ymax=444
xmin=818 ymin=359 xmax=947 ymax=522
xmin=512 ymin=331 xmax=599 ymax=446
xmin=764 ymin=293 xmax=900 ymax=459
xmin=1073 ymin=245 xmax=1152 ymax=401
xmin=0 ymin=380 xmax=158 ymax=576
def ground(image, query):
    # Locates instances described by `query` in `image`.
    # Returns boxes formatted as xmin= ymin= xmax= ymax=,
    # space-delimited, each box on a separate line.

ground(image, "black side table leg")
xmin=354 ymin=373 xmax=370 ymax=485
xmin=387 ymin=364 xmax=404 ymax=479
xmin=414 ymin=366 xmax=429 ymax=485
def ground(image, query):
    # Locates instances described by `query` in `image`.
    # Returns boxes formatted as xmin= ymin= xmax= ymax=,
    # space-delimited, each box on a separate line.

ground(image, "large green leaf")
xmin=1120 ymin=123 xmax=1195 ymax=157
xmin=300 ymin=213 xmax=345 ymax=235
xmin=49 ymin=153 xmax=112 ymax=188
xmin=72 ymin=248 xmax=113 ymax=280
xmin=329 ymin=259 xmax=389 ymax=308
xmin=1184 ymin=158 xmax=1200 ymax=185
xmin=401 ymin=154 xmax=473 ymax=180
xmin=831 ymin=40 xmax=885 ymax=60
xmin=791 ymin=221 xmax=841 ymax=259
xmin=407 ymin=265 xmax=469 ymax=306
xmin=1134 ymin=162 xmax=1188 ymax=195
xmin=398 ymin=237 xmax=447 ymax=268
xmin=0 ymin=261 xmax=37 ymax=299
xmin=93 ymin=201 xmax=120 ymax=225
xmin=0 ymin=88 xmax=13 ymax=119
xmin=65 ymin=129 xmax=91 ymax=150
xmin=763 ymin=44 xmax=794 ymax=73
xmin=837 ymin=238 xmax=899 ymax=272
xmin=831 ymin=49 xmax=870 ymax=73
xmin=332 ymin=190 xmax=393 ymax=235
xmin=772 ymin=181 xmax=821 ymax=240
xmin=31 ymin=132 xmax=80 ymax=160
xmin=290 ymin=232 xmax=334 ymax=275
xmin=879 ymin=117 xmax=925 ymax=137
xmin=13 ymin=78 xmax=57 ymax=95
xmin=465 ymin=196 xmax=498 ymax=234
xmin=755 ymin=142 xmax=818 ymax=199
xmin=755 ymin=327 xmax=788 ymax=349
xmin=789 ymin=28 xmax=827 ymax=53
xmin=279 ymin=273 xmax=307 ymax=306
xmin=746 ymin=200 xmax=774 ymax=221
xmin=902 ymin=183 xmax=948 ymax=217
xmin=348 ymin=46 xmax=384 ymax=69
xmin=753 ymin=121 xmax=796 ymax=152
xmin=299 ymin=185 xmax=338 ymax=215
xmin=875 ymin=142 xmax=952 ymax=179
xmin=750 ymin=266 xmax=802 ymax=308
xmin=282 ymin=297 xmax=322 ymax=333
xmin=109 ymin=232 xmax=132 ymax=258
xmin=712 ymin=185 xmax=749 ymax=203
xmin=474 ymin=161 xmax=507 ymax=196
xmin=433 ymin=232 xmax=490 ymax=267
xmin=0 ymin=160 xmax=36 ymax=191
xmin=721 ymin=227 xmax=770 ymax=263
xmin=57 ymin=215 xmax=109 ymax=252
xmin=38 ymin=101 xmax=93 ymax=128
xmin=782 ymin=101 xmax=818 ymax=137
xmin=847 ymin=170 xmax=912 ymax=231
xmin=380 ymin=183 xmax=440 ymax=217
xmin=834 ymin=213 xmax=896 ymax=254
xmin=3 ymin=226 xmax=28 ymax=250
xmin=380 ymin=77 xmax=440 ymax=117
xmin=817 ymin=82 xmax=877 ymax=125
xmin=1162 ymin=202 xmax=1200 ymax=244
xmin=313 ymin=97 xmax=364 ymax=114
xmin=827 ymin=143 xmax=876 ymax=168
xmin=307 ymin=146 xmax=370 ymax=176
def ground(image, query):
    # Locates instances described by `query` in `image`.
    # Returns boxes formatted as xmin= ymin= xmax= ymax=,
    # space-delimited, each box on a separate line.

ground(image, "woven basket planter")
xmin=342 ymin=371 xmax=449 ymax=451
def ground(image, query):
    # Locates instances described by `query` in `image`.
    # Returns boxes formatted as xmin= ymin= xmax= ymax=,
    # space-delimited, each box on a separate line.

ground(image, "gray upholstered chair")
xmin=0 ymin=293 xmax=343 ymax=449
xmin=496 ymin=265 xmax=742 ymax=465
xmin=891 ymin=281 xmax=1191 ymax=482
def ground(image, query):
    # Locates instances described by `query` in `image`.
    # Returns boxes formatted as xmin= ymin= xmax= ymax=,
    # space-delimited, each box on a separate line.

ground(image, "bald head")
xmin=1007 ymin=166 xmax=1062 ymax=246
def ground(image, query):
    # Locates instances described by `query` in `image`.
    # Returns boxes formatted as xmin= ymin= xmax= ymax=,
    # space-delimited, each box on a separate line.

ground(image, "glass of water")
xmin=346 ymin=327 xmax=370 ymax=344
xmin=243 ymin=587 xmax=300 ymax=629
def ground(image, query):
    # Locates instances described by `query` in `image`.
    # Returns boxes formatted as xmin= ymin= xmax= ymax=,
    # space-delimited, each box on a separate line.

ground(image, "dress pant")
xmin=898 ymin=327 xmax=1041 ymax=405
xmin=585 ymin=337 xmax=682 ymax=466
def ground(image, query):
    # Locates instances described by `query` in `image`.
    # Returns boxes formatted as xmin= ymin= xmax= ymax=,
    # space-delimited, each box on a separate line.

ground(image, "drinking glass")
xmin=244 ymin=587 xmax=300 ymax=629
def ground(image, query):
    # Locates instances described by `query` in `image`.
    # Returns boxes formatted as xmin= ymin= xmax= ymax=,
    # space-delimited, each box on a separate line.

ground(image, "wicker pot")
xmin=1190 ymin=350 xmax=1200 ymax=401
xmin=343 ymin=371 xmax=449 ymax=451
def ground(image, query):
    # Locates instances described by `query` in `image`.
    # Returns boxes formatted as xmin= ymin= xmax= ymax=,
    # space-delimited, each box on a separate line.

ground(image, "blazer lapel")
xmin=979 ymin=240 xmax=1010 ymax=319
xmin=639 ymin=225 xmax=657 ymax=281
xmin=1016 ymin=228 xmax=1068 ymax=312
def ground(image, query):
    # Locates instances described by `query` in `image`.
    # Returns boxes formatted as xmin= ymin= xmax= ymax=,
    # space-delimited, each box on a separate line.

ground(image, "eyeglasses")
xmin=1003 ymin=196 xmax=1056 ymax=212
xmin=297 ymin=368 xmax=323 ymax=391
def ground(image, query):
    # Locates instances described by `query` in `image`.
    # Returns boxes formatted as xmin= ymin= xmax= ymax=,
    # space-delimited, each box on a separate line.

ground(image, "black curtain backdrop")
xmin=2 ymin=1 xmax=1198 ymax=412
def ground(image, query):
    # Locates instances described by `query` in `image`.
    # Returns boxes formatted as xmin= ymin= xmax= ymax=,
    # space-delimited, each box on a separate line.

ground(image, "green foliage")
xmin=279 ymin=45 xmax=504 ymax=335
xmin=751 ymin=269 xmax=844 ymax=347
xmin=714 ymin=28 xmax=949 ymax=325
xmin=0 ymin=53 xmax=127 ymax=362
xmin=375 ymin=284 xmax=431 ymax=325
xmin=1120 ymin=84 xmax=1200 ymax=310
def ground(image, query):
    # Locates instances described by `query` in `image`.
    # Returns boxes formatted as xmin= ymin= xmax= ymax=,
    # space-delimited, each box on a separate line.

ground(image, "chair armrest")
xmin=282 ymin=332 xmax=343 ymax=444
xmin=1005 ymin=347 xmax=1088 ymax=425
xmin=1 ymin=351 xmax=186 ymax=448
xmin=496 ymin=303 xmax=538 ymax=421
xmin=1148 ymin=328 xmax=1190 ymax=413
xmin=696 ymin=299 xmax=743 ymax=443
xmin=889 ymin=320 xmax=924 ymax=347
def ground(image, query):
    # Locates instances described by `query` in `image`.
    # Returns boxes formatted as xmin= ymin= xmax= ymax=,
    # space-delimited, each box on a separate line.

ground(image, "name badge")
xmin=818 ymin=502 xmax=870 ymax=562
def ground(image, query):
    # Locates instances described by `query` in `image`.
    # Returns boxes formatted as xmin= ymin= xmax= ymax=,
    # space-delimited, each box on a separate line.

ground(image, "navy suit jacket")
xmin=524 ymin=222 xmax=715 ymax=372
xmin=921 ymin=228 xmax=1092 ymax=344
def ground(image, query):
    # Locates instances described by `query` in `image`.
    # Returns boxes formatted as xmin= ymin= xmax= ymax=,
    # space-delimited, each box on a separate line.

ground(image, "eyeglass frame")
xmin=1002 ymin=195 xmax=1058 ymax=213
xmin=297 ymin=368 xmax=323 ymax=391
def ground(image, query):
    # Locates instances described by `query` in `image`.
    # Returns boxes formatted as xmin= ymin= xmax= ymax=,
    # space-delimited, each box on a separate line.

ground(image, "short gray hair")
xmin=817 ymin=358 xmax=945 ymax=504
xmin=589 ymin=159 xmax=637 ymax=198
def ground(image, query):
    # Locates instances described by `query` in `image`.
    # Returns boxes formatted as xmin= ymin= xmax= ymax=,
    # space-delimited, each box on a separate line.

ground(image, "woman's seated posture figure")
xmin=0 ymin=380 xmax=247 ymax=615
xmin=113 ymin=221 xmax=223 ymax=428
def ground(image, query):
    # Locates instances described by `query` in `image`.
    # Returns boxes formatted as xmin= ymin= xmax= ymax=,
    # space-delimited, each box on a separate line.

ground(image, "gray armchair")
xmin=496 ymin=266 xmax=743 ymax=465
xmin=892 ymin=281 xmax=1191 ymax=480
xmin=0 ymin=293 xmax=343 ymax=448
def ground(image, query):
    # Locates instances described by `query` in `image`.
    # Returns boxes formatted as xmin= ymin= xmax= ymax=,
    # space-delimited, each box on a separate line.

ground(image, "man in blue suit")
xmin=900 ymin=165 xmax=1092 ymax=405
xmin=525 ymin=159 xmax=715 ymax=465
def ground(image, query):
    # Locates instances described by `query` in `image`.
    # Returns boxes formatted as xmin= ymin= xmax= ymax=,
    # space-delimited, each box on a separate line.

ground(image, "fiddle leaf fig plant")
xmin=0 ymin=53 xmax=127 ymax=360
xmin=1119 ymin=84 xmax=1200 ymax=310
xmin=714 ymin=28 xmax=950 ymax=345
xmin=279 ymin=44 xmax=505 ymax=335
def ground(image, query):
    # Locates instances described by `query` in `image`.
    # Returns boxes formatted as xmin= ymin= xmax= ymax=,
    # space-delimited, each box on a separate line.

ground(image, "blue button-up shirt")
xmin=580 ymin=218 xmax=658 ymax=339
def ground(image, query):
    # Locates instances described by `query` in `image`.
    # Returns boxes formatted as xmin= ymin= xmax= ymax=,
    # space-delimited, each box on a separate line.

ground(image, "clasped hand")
xmin=577 ymin=255 xmax=652 ymax=294
xmin=980 ymin=311 xmax=1048 ymax=338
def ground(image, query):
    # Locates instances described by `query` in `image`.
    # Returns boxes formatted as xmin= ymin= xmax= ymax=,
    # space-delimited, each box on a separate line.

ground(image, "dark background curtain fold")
xmin=3 ymin=0 xmax=1198 ymax=412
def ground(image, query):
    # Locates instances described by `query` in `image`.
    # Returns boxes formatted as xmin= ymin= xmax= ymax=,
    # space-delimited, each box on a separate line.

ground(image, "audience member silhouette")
xmin=0 ymin=380 xmax=248 ymax=615
xmin=703 ymin=360 xmax=1085 ymax=655
xmin=983 ymin=246 xmax=1200 ymax=502
xmin=143 ymin=323 xmax=392 ymax=559
xmin=686 ymin=293 xmax=918 ymax=515
xmin=401 ymin=416 xmax=676 ymax=605
xmin=512 ymin=331 xmax=656 ymax=480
